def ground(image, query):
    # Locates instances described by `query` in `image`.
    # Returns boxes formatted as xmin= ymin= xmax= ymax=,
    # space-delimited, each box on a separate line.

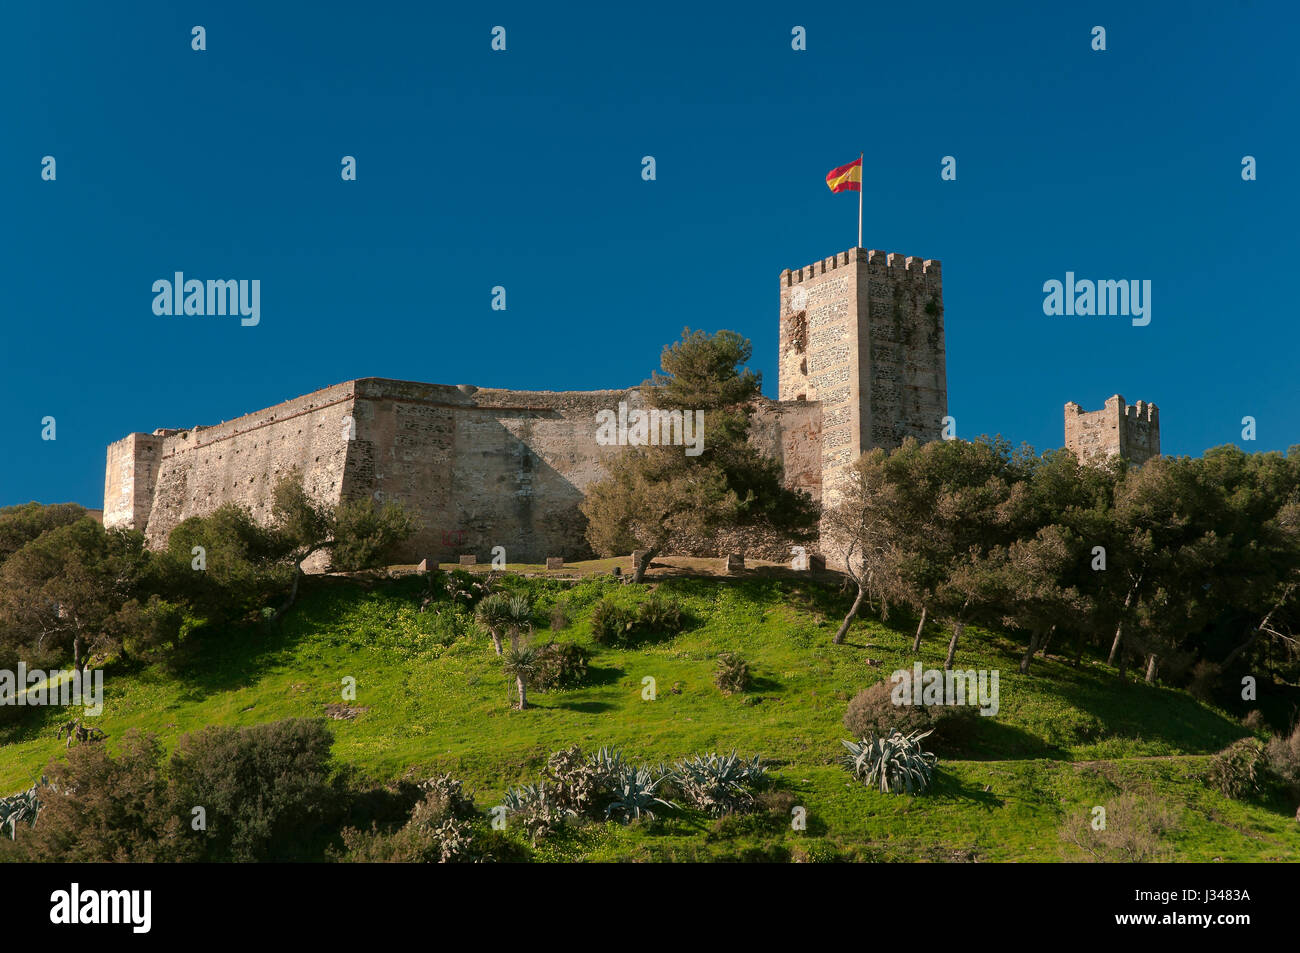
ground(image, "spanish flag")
xmin=825 ymin=157 xmax=862 ymax=193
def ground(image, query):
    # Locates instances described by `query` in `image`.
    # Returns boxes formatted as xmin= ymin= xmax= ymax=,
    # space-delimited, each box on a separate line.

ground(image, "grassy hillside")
xmin=2 ymin=566 xmax=1295 ymax=862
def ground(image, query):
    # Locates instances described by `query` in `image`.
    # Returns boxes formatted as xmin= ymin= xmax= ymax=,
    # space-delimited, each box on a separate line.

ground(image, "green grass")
xmin=2 ymin=571 xmax=1296 ymax=861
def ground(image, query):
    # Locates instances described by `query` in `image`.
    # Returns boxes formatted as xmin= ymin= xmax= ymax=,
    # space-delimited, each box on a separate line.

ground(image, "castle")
xmin=104 ymin=246 xmax=1157 ymax=565
xmin=1064 ymin=395 xmax=1160 ymax=466
xmin=103 ymin=247 xmax=947 ymax=564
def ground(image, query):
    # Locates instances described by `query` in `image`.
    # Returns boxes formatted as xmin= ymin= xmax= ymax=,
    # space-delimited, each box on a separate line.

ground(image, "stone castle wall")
xmin=106 ymin=378 xmax=822 ymax=565
xmin=1064 ymin=395 xmax=1160 ymax=466
xmin=779 ymin=247 xmax=945 ymax=506
xmin=105 ymin=247 xmax=951 ymax=569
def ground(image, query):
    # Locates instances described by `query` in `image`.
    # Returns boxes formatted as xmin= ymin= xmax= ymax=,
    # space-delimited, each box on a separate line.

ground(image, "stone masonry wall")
xmin=779 ymin=247 xmax=945 ymax=512
xmin=103 ymin=433 xmax=164 ymax=530
xmin=107 ymin=378 xmax=822 ymax=567
xmin=864 ymin=252 xmax=946 ymax=450
xmin=140 ymin=382 xmax=357 ymax=548
xmin=1064 ymin=395 xmax=1160 ymax=466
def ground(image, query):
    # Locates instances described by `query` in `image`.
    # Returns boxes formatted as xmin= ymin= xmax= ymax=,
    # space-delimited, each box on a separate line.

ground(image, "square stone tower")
xmin=778 ymin=247 xmax=946 ymax=502
xmin=1064 ymin=395 xmax=1160 ymax=466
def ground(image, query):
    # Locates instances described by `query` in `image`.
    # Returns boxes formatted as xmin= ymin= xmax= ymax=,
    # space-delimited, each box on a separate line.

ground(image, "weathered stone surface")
xmin=780 ymin=247 xmax=946 ymax=561
xmin=546 ymin=557 xmax=563 ymax=570
xmin=103 ymin=247 xmax=949 ymax=573
xmin=1065 ymin=395 xmax=1160 ymax=466
xmin=416 ymin=558 xmax=430 ymax=572
xmin=724 ymin=554 xmax=744 ymax=573
xmin=458 ymin=554 xmax=477 ymax=567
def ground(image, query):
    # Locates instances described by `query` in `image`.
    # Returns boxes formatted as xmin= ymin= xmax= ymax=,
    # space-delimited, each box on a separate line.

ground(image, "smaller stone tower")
xmin=1064 ymin=395 xmax=1160 ymax=465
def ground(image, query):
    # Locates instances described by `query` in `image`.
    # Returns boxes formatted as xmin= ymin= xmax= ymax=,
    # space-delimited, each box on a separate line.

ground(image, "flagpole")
xmin=857 ymin=152 xmax=863 ymax=249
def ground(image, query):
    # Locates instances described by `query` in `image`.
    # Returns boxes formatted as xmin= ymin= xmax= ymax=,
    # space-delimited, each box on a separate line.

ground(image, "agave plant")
xmin=588 ymin=746 xmax=627 ymax=784
xmin=0 ymin=779 xmax=44 ymax=840
xmin=502 ymin=782 xmax=572 ymax=841
xmin=606 ymin=766 xmax=673 ymax=823
xmin=674 ymin=750 xmax=767 ymax=816
xmin=841 ymin=729 xmax=937 ymax=794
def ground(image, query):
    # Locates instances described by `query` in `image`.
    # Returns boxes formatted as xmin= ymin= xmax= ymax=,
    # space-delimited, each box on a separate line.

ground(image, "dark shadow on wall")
xmin=359 ymin=408 xmax=599 ymax=566
xmin=451 ymin=412 xmax=596 ymax=564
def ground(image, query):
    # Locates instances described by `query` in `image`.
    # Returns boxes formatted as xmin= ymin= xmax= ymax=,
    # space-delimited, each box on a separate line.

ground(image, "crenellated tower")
xmin=1064 ymin=395 xmax=1160 ymax=465
xmin=778 ymin=247 xmax=947 ymax=503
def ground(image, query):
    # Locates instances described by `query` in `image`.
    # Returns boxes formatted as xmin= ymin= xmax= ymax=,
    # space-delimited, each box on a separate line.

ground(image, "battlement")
xmin=780 ymin=248 xmax=940 ymax=285
xmin=1123 ymin=399 xmax=1159 ymax=423
xmin=1064 ymin=395 xmax=1161 ymax=466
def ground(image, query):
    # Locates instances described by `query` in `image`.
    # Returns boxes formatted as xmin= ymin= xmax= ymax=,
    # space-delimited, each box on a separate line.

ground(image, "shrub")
xmin=169 ymin=718 xmax=339 ymax=862
xmin=674 ymin=751 xmax=767 ymax=816
xmin=1265 ymin=722 xmax=1300 ymax=785
xmin=533 ymin=640 xmax=590 ymax=691
xmin=1059 ymin=791 xmax=1178 ymax=862
xmin=843 ymin=680 xmax=975 ymax=749
xmin=589 ymin=592 xmax=686 ymax=646
xmin=339 ymin=775 xmax=488 ymax=863
xmin=638 ymin=592 xmax=684 ymax=633
xmin=1187 ymin=660 xmax=1222 ymax=703
xmin=444 ymin=568 xmax=494 ymax=608
xmin=544 ymin=745 xmax=605 ymax=815
xmin=502 ymin=782 xmax=573 ymax=841
xmin=589 ymin=598 xmax=640 ymax=646
xmin=416 ymin=773 xmax=479 ymax=820
xmin=714 ymin=652 xmax=751 ymax=695
xmin=1241 ymin=709 xmax=1265 ymax=732
xmin=1205 ymin=738 xmax=1267 ymax=800
xmin=0 ymin=730 xmax=195 ymax=862
xmin=841 ymin=730 xmax=937 ymax=795
xmin=549 ymin=597 xmax=572 ymax=632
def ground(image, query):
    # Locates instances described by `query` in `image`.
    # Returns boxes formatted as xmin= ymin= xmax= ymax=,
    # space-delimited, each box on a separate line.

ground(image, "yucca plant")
xmin=505 ymin=595 xmax=534 ymax=650
xmin=502 ymin=644 xmax=539 ymax=710
xmin=841 ymin=729 xmax=937 ymax=794
xmin=606 ymin=766 xmax=673 ymax=823
xmin=475 ymin=593 xmax=512 ymax=655
xmin=674 ymin=750 xmax=767 ymax=816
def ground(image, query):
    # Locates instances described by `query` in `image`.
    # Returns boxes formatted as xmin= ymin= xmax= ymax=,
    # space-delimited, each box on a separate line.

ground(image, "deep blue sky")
xmin=3 ymin=1 xmax=1297 ymax=509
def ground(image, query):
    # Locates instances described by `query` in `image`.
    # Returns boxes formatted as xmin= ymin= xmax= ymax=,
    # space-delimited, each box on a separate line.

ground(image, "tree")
xmin=822 ymin=450 xmax=905 ymax=644
xmin=827 ymin=437 xmax=1018 ymax=663
xmin=475 ymin=593 xmax=511 ymax=655
xmin=0 ymin=519 xmax=148 ymax=669
xmin=0 ymin=730 xmax=195 ymax=863
xmin=583 ymin=329 xmax=818 ymax=583
xmin=503 ymin=645 xmax=539 ymax=711
xmin=267 ymin=474 xmax=419 ymax=618
xmin=0 ymin=502 xmax=88 ymax=568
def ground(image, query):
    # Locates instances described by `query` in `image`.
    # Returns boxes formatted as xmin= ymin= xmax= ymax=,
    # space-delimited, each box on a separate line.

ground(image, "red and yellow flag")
xmin=825 ymin=157 xmax=862 ymax=193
